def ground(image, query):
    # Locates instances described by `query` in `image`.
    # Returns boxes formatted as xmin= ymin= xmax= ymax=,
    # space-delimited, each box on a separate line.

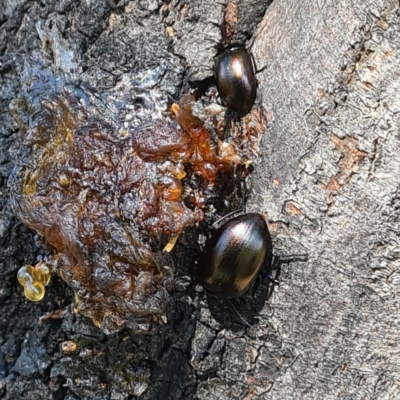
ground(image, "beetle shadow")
xmin=204 ymin=253 xmax=308 ymax=331
xmin=203 ymin=252 xmax=279 ymax=331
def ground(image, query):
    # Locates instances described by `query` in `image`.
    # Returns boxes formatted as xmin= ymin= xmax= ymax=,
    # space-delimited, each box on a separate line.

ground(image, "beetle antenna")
xmin=246 ymin=37 xmax=267 ymax=74
xmin=247 ymin=36 xmax=255 ymax=51
xmin=212 ymin=208 xmax=244 ymax=228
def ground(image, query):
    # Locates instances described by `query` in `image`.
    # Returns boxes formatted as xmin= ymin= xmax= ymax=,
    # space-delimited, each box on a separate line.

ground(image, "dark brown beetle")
xmin=197 ymin=213 xmax=271 ymax=298
xmin=214 ymin=47 xmax=257 ymax=116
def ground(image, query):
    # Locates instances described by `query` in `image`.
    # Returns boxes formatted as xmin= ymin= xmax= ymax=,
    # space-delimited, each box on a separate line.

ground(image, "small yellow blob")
xmin=166 ymin=26 xmax=175 ymax=38
xmin=163 ymin=235 xmax=179 ymax=253
xmin=17 ymin=263 xmax=52 ymax=302
xmin=169 ymin=163 xmax=186 ymax=180
xmin=17 ymin=265 xmax=34 ymax=286
xmin=24 ymin=281 xmax=45 ymax=302
xmin=61 ymin=340 xmax=77 ymax=354
xmin=33 ymin=263 xmax=51 ymax=286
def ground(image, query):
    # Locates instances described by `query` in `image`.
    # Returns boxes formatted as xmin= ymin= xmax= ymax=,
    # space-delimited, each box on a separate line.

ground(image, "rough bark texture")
xmin=1 ymin=0 xmax=400 ymax=399
xmin=248 ymin=0 xmax=400 ymax=398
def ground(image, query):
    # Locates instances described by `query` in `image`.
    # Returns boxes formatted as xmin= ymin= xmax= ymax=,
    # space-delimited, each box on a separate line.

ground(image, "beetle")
xmin=214 ymin=47 xmax=257 ymax=116
xmin=197 ymin=213 xmax=271 ymax=298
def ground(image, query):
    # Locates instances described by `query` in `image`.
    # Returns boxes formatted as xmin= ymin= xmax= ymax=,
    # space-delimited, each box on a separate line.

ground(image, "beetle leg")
xmin=267 ymin=254 xmax=282 ymax=284
xmin=231 ymin=300 xmax=252 ymax=328
xmin=267 ymin=253 xmax=309 ymax=284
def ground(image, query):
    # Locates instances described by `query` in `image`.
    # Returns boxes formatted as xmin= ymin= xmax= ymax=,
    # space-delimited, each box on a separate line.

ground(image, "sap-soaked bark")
xmin=6 ymin=8 xmax=267 ymax=336
xmin=7 ymin=37 xmax=267 ymax=335
xmin=8 ymin=55 xmax=258 ymax=333
xmin=8 ymin=64 xmax=187 ymax=334
xmin=0 ymin=0 xmax=239 ymax=396
xmin=1 ymin=2 xmax=269 ymax=396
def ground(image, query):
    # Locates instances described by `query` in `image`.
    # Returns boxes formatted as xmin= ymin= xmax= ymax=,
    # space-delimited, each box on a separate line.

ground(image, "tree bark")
xmin=1 ymin=0 xmax=399 ymax=399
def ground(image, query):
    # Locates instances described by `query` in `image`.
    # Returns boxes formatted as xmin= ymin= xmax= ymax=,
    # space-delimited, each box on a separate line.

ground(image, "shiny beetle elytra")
xmin=197 ymin=213 xmax=271 ymax=298
xmin=214 ymin=47 xmax=257 ymax=116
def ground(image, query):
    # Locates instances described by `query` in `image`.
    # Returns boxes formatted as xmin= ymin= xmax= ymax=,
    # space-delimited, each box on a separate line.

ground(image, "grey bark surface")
xmin=250 ymin=0 xmax=400 ymax=398
xmin=1 ymin=0 xmax=399 ymax=399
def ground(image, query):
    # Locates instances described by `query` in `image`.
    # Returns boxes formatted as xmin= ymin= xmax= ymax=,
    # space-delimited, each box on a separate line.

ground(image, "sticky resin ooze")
xmin=17 ymin=263 xmax=51 ymax=301
xmin=9 ymin=62 xmax=267 ymax=333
